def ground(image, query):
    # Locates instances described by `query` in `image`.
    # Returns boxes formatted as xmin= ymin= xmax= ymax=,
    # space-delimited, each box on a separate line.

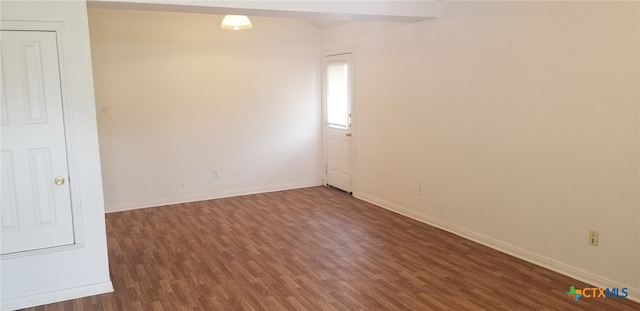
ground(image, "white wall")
xmin=86 ymin=0 xmax=640 ymax=304
xmin=1 ymin=1 xmax=113 ymax=309
xmin=324 ymin=1 xmax=640 ymax=300
xmin=89 ymin=9 xmax=324 ymax=211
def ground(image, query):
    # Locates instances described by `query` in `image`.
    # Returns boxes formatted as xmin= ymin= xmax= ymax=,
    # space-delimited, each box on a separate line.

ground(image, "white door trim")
xmin=1 ymin=21 xmax=85 ymax=257
xmin=323 ymin=48 xmax=355 ymax=193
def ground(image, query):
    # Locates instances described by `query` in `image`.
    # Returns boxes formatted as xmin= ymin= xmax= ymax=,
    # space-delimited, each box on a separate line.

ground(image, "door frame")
xmin=322 ymin=48 xmax=355 ymax=193
xmin=1 ymin=21 xmax=85 ymax=258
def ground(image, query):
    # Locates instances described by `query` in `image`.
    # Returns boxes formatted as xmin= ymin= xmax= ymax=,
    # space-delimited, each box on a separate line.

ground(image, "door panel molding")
xmin=1 ymin=151 xmax=19 ymax=231
xmin=22 ymin=40 xmax=49 ymax=124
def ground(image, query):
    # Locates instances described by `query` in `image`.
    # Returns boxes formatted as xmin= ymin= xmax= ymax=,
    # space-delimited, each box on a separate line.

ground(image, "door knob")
xmin=54 ymin=176 xmax=65 ymax=186
xmin=345 ymin=133 xmax=352 ymax=137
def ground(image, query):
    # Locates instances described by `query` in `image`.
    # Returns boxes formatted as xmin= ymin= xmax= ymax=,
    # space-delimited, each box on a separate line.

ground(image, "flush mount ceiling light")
xmin=221 ymin=15 xmax=253 ymax=30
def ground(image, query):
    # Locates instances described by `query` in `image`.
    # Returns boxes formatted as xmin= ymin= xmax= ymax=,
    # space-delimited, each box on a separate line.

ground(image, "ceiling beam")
xmin=87 ymin=0 xmax=440 ymax=22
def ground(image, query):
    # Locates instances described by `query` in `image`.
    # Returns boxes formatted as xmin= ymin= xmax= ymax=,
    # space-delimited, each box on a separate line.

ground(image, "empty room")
xmin=1 ymin=0 xmax=639 ymax=310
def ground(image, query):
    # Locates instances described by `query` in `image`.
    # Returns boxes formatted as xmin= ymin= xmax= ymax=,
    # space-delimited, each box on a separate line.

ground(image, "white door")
xmin=1 ymin=30 xmax=75 ymax=255
xmin=324 ymin=53 xmax=353 ymax=193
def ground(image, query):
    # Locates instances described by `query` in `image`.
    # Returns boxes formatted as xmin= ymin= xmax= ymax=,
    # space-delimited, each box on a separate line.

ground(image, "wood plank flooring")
xmin=27 ymin=186 xmax=639 ymax=310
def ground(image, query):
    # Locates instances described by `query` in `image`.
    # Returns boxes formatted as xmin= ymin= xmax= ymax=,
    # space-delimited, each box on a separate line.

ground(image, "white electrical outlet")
xmin=589 ymin=230 xmax=599 ymax=246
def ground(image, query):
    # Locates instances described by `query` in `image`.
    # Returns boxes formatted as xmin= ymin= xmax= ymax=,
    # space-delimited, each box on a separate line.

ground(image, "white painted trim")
xmin=106 ymin=182 xmax=323 ymax=213
xmin=353 ymin=191 xmax=640 ymax=304
xmin=0 ymin=20 xmax=86 ymax=245
xmin=0 ymin=243 xmax=83 ymax=260
xmin=0 ymin=281 xmax=113 ymax=311
xmin=322 ymin=48 xmax=355 ymax=192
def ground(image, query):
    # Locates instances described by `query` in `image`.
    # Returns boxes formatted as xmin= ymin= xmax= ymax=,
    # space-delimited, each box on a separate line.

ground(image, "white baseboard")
xmin=353 ymin=191 xmax=640 ymax=304
xmin=1 ymin=281 xmax=113 ymax=311
xmin=106 ymin=182 xmax=323 ymax=213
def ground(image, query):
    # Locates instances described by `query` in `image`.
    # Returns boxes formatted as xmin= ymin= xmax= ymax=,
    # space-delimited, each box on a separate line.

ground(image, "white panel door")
xmin=0 ymin=30 xmax=74 ymax=254
xmin=324 ymin=53 xmax=353 ymax=193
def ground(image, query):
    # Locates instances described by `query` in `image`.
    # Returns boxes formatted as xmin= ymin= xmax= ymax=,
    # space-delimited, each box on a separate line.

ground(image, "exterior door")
xmin=324 ymin=53 xmax=353 ymax=193
xmin=1 ymin=30 xmax=75 ymax=254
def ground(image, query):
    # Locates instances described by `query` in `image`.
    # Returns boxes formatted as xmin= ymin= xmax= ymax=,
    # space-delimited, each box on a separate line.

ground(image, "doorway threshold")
xmin=325 ymin=184 xmax=353 ymax=195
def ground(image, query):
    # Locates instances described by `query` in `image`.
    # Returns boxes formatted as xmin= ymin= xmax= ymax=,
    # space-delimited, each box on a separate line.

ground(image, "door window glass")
xmin=326 ymin=61 xmax=348 ymax=129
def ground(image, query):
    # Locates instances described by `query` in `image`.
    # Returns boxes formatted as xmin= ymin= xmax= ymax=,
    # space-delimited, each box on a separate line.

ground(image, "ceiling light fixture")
xmin=221 ymin=15 xmax=253 ymax=30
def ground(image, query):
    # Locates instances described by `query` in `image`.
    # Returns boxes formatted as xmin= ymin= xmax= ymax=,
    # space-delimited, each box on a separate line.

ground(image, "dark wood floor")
xmin=29 ymin=186 xmax=638 ymax=310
